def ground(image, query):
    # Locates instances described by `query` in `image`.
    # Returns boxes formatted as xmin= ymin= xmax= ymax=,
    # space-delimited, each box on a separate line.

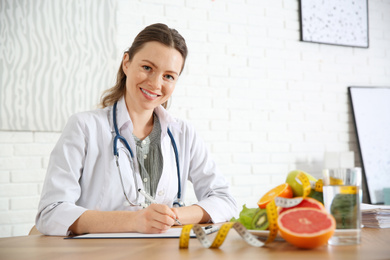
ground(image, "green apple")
xmin=285 ymin=170 xmax=317 ymax=197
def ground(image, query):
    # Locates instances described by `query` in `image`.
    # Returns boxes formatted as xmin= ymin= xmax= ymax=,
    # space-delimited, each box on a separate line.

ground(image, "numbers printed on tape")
xmin=296 ymin=172 xmax=311 ymax=198
xmin=274 ymin=196 xmax=303 ymax=208
xmin=265 ymin=200 xmax=278 ymax=244
xmin=330 ymin=176 xmax=344 ymax=185
xmin=210 ymin=222 xmax=233 ymax=248
xmin=315 ymin=179 xmax=323 ymax=192
xmin=179 ymin=222 xmax=264 ymax=249
xmin=192 ymin=225 xmax=212 ymax=248
xmin=179 ymin=224 xmax=194 ymax=249
xmin=340 ymin=186 xmax=358 ymax=194
xmin=274 ymin=172 xmax=314 ymax=208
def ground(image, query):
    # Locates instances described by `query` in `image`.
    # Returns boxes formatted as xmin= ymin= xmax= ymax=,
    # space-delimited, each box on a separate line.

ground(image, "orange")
xmin=257 ymin=183 xmax=293 ymax=209
xmin=278 ymin=197 xmax=326 ymax=215
xmin=278 ymin=208 xmax=336 ymax=249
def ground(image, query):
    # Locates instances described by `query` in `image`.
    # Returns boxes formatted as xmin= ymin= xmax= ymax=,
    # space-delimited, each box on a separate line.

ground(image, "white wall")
xmin=1 ymin=0 xmax=389 ymax=237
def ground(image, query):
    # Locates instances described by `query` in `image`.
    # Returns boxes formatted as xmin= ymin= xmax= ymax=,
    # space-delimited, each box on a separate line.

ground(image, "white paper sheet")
xmin=67 ymin=226 xmax=220 ymax=239
xmin=68 ymin=228 xmax=192 ymax=239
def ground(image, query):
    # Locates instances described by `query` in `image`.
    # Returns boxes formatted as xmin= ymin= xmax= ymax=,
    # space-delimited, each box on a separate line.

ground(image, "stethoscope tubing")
xmin=113 ymin=102 xmax=134 ymax=158
xmin=167 ymin=128 xmax=181 ymax=200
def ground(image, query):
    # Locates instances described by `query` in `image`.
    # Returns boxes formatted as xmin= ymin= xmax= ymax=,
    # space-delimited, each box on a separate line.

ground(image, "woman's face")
xmin=122 ymin=41 xmax=184 ymax=113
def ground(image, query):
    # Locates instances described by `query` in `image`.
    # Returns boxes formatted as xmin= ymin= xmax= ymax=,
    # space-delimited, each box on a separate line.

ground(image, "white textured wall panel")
xmin=0 ymin=0 xmax=117 ymax=131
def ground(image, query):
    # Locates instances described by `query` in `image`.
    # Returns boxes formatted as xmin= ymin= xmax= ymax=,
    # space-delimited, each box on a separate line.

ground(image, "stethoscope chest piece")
xmin=173 ymin=200 xmax=185 ymax=208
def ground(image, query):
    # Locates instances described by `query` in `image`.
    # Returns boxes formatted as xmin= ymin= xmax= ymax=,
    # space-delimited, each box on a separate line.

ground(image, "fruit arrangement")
xmin=231 ymin=205 xmax=269 ymax=230
xmin=231 ymin=170 xmax=336 ymax=249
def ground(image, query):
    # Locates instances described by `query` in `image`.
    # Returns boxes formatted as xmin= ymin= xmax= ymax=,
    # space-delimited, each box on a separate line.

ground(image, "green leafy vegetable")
xmin=230 ymin=204 xmax=261 ymax=229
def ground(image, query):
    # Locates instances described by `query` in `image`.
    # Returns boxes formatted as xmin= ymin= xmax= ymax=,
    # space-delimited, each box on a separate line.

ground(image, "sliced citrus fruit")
xmin=257 ymin=183 xmax=293 ymax=209
xmin=279 ymin=197 xmax=325 ymax=215
xmin=278 ymin=208 xmax=336 ymax=249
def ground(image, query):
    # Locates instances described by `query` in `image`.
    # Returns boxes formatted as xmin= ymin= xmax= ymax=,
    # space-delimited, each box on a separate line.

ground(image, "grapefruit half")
xmin=278 ymin=208 xmax=336 ymax=249
xmin=279 ymin=197 xmax=325 ymax=214
xmin=257 ymin=183 xmax=293 ymax=209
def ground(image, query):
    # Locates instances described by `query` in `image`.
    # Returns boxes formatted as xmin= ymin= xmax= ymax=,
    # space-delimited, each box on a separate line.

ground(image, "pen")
xmin=203 ymin=225 xmax=220 ymax=235
xmin=138 ymin=188 xmax=182 ymax=225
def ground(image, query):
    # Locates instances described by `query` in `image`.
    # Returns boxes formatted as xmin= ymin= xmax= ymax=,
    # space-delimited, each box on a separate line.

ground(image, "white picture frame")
xmin=300 ymin=0 xmax=369 ymax=48
xmin=349 ymin=87 xmax=390 ymax=204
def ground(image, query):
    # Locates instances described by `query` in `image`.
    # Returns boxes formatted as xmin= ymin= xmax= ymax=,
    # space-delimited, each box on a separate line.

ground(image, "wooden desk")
xmin=1 ymin=227 xmax=389 ymax=260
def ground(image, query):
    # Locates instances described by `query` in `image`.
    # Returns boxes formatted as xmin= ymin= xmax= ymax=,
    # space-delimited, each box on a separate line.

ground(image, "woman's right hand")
xmin=131 ymin=204 xmax=178 ymax=233
xmin=69 ymin=205 xmax=180 ymax=235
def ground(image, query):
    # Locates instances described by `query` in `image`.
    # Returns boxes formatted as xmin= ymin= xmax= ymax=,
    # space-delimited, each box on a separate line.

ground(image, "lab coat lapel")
xmin=155 ymin=131 xmax=177 ymax=206
xmin=154 ymin=106 xmax=182 ymax=206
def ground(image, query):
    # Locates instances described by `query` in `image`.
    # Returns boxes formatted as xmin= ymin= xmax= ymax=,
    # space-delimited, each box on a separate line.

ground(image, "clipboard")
xmin=65 ymin=226 xmax=219 ymax=239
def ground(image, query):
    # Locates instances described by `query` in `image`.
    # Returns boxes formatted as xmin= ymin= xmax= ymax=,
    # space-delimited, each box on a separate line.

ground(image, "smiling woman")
xmin=100 ymin=23 xmax=188 ymax=110
xmin=121 ymin=41 xmax=183 ymax=121
xmin=35 ymin=23 xmax=238 ymax=236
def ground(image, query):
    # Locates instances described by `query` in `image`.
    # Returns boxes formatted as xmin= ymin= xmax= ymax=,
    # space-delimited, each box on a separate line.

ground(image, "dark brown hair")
xmin=100 ymin=23 xmax=188 ymax=108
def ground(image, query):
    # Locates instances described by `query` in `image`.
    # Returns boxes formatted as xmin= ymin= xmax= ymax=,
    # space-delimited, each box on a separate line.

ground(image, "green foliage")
xmin=230 ymin=204 xmax=268 ymax=230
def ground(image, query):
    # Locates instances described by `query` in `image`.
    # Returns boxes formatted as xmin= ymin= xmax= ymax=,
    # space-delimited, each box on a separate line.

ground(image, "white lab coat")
xmin=36 ymin=97 xmax=238 ymax=235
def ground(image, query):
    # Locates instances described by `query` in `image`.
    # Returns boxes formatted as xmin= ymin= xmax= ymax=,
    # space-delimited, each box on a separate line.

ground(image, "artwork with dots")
xmin=300 ymin=0 xmax=368 ymax=48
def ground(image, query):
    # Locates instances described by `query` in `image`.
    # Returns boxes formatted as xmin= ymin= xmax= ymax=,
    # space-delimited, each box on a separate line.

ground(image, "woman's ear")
xmin=122 ymin=53 xmax=130 ymax=75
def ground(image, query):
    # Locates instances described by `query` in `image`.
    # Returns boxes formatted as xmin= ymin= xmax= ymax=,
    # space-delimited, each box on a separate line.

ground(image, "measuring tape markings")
xmin=315 ymin=179 xmax=323 ymax=192
xmin=296 ymin=172 xmax=311 ymax=198
xmin=274 ymin=196 xmax=303 ymax=208
xmin=179 ymin=224 xmax=194 ymax=249
xmin=265 ymin=200 xmax=278 ymax=244
xmin=179 ymin=222 xmax=265 ymax=249
xmin=340 ymin=186 xmax=358 ymax=194
xmin=274 ymin=173 xmax=312 ymax=209
xmin=179 ymin=199 xmax=286 ymax=249
xmin=193 ymin=224 xmax=213 ymax=248
xmin=329 ymin=176 xmax=344 ymax=185
xmin=210 ymin=222 xmax=233 ymax=248
xmin=233 ymin=222 xmax=265 ymax=247
xmin=316 ymin=176 xmax=355 ymax=194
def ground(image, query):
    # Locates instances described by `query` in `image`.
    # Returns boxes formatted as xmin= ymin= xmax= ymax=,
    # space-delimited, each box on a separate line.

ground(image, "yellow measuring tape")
xmin=265 ymin=200 xmax=278 ymax=244
xmin=179 ymin=222 xmax=264 ymax=249
xmin=329 ymin=176 xmax=344 ymax=185
xmin=273 ymin=172 xmax=313 ymax=208
xmin=296 ymin=172 xmax=311 ymax=198
xmin=179 ymin=200 xmax=280 ymax=249
xmin=340 ymin=185 xmax=359 ymax=194
xmin=179 ymin=173 xmax=314 ymax=249
xmin=315 ymin=179 xmax=323 ymax=192
xmin=317 ymin=176 xmax=355 ymax=194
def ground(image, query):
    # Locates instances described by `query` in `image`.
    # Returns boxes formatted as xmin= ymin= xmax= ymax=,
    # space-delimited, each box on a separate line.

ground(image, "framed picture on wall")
xmin=299 ymin=0 xmax=369 ymax=48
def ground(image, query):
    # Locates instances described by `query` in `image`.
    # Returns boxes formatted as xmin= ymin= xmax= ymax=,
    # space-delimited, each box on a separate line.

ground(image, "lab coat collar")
xmin=115 ymin=96 xmax=181 ymax=137
xmin=116 ymin=97 xmax=133 ymax=133
xmin=154 ymin=105 xmax=182 ymax=137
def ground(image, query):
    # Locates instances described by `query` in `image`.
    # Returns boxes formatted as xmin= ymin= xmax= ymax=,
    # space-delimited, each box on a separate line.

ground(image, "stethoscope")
xmin=112 ymin=101 xmax=184 ymax=208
